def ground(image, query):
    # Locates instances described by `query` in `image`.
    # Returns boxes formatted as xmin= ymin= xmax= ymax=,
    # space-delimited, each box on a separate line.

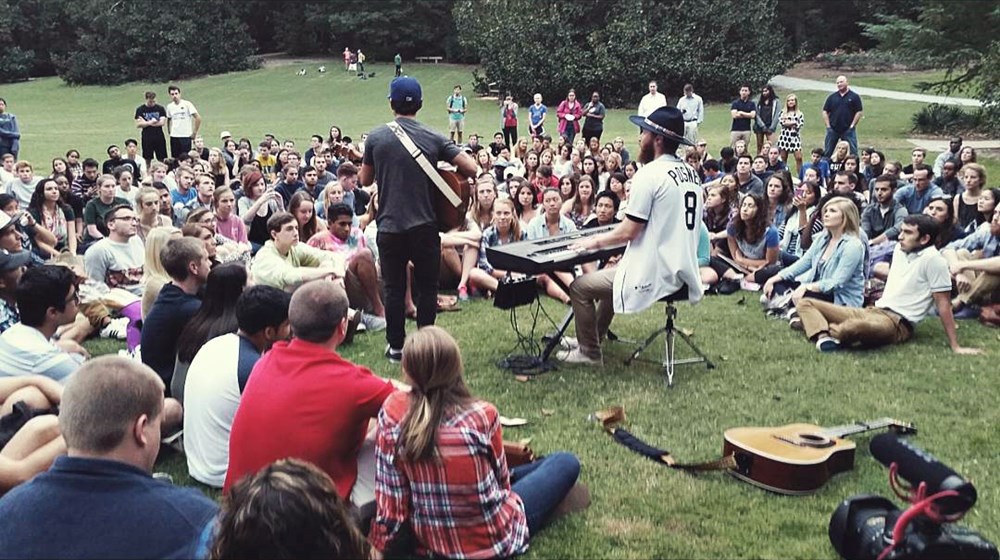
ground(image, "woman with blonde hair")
xmin=135 ymin=187 xmax=171 ymax=242
xmin=777 ymin=93 xmax=804 ymax=174
xmin=207 ymin=148 xmax=231 ymax=186
xmin=762 ymin=196 xmax=867 ymax=320
xmin=370 ymin=326 xmax=581 ymax=559
xmin=467 ymin=198 xmax=526 ymax=295
xmin=828 ymin=140 xmax=851 ymax=176
xmin=141 ymin=226 xmax=181 ymax=318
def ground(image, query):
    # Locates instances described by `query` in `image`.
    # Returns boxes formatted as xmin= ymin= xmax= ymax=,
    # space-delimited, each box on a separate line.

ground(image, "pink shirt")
xmin=307 ymin=229 xmax=368 ymax=263
xmin=215 ymin=213 xmax=248 ymax=243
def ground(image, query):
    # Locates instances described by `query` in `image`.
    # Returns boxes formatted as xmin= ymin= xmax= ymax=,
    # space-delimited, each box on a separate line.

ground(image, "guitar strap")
xmin=595 ymin=406 xmax=737 ymax=473
xmin=385 ymin=121 xmax=462 ymax=208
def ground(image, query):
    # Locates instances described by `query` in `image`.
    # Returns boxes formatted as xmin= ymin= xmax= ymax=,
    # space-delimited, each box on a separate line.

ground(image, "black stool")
xmin=624 ymin=286 xmax=715 ymax=387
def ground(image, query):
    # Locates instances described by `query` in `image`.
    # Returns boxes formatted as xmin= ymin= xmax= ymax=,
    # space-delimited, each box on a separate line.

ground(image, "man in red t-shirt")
xmin=224 ymin=280 xmax=395 ymax=503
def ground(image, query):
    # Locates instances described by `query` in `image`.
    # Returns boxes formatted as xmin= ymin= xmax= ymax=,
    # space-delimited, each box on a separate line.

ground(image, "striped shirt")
xmin=0 ymin=323 xmax=84 ymax=382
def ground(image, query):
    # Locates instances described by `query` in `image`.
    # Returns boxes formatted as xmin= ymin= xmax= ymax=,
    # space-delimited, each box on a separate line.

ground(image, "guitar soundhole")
xmin=797 ymin=433 xmax=834 ymax=448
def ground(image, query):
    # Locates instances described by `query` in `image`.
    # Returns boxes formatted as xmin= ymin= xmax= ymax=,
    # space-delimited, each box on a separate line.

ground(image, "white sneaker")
xmin=100 ymin=317 xmax=129 ymax=340
xmin=555 ymin=348 xmax=602 ymax=365
xmin=559 ymin=336 xmax=579 ymax=350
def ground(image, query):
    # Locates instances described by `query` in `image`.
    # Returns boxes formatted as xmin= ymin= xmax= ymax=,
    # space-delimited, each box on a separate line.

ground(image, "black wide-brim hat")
xmin=628 ymin=107 xmax=695 ymax=146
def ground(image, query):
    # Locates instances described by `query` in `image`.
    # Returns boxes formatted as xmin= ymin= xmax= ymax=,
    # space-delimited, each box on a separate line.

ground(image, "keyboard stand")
xmin=539 ymin=272 xmax=574 ymax=362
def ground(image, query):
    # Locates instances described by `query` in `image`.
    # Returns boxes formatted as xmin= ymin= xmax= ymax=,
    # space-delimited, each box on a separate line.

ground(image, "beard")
xmin=638 ymin=139 xmax=655 ymax=164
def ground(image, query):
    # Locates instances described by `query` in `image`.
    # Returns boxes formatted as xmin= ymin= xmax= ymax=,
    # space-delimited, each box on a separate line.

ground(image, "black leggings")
xmin=503 ymin=126 xmax=518 ymax=149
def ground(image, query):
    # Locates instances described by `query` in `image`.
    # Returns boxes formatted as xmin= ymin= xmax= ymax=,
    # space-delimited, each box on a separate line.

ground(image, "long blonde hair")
xmin=397 ymin=327 xmax=473 ymax=462
xmin=823 ymin=197 xmax=861 ymax=237
xmin=143 ymin=226 xmax=180 ymax=281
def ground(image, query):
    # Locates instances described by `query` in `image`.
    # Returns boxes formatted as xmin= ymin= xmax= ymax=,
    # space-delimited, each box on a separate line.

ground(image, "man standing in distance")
xmin=165 ymin=85 xmax=201 ymax=159
xmin=359 ymin=76 xmax=477 ymax=362
xmin=134 ymin=91 xmax=167 ymax=168
xmin=446 ymin=85 xmax=467 ymax=145
xmin=822 ymin=75 xmax=863 ymax=157
xmin=637 ymin=80 xmax=667 ymax=117
xmin=729 ymin=84 xmax=756 ymax=150
xmin=676 ymin=84 xmax=704 ymax=146
xmin=558 ymin=107 xmax=703 ymax=364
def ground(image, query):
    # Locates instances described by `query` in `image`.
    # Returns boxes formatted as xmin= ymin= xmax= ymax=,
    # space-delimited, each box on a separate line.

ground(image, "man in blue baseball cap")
xmin=359 ymin=77 xmax=477 ymax=362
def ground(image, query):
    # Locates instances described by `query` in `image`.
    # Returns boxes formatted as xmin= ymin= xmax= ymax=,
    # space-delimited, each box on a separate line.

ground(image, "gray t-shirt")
xmin=362 ymin=118 xmax=462 ymax=233
xmin=83 ymin=236 xmax=146 ymax=296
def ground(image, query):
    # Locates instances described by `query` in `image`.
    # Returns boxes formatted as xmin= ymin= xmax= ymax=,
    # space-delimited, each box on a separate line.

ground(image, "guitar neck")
xmin=821 ymin=418 xmax=900 ymax=439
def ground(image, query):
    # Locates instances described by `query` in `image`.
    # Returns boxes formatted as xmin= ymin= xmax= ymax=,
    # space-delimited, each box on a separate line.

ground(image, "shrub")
xmin=911 ymin=104 xmax=985 ymax=135
xmin=454 ymin=0 xmax=793 ymax=107
xmin=0 ymin=47 xmax=34 ymax=83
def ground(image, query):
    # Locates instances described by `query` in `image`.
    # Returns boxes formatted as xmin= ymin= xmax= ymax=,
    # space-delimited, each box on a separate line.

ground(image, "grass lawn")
xmin=6 ymin=60 xmax=996 ymax=558
xmin=837 ymin=70 xmax=977 ymax=98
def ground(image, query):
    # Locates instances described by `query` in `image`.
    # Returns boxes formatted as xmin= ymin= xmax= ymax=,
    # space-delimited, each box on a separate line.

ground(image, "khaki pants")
xmin=797 ymin=298 xmax=912 ymax=348
xmin=730 ymin=130 xmax=751 ymax=149
xmin=683 ymin=122 xmax=699 ymax=145
xmin=568 ymin=268 xmax=616 ymax=359
xmin=955 ymin=249 xmax=1000 ymax=305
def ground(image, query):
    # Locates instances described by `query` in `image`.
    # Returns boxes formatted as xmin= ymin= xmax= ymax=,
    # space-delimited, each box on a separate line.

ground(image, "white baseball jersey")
xmin=613 ymin=154 xmax=704 ymax=313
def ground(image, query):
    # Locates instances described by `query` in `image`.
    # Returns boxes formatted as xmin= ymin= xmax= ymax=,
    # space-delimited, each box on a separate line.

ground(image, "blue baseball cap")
xmin=388 ymin=76 xmax=422 ymax=102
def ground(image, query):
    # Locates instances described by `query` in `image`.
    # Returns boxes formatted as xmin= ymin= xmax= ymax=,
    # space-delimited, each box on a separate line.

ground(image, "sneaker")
xmin=100 ymin=316 xmax=129 ymax=340
xmin=559 ymin=336 xmax=579 ymax=350
xmin=360 ymin=313 xmax=387 ymax=332
xmin=953 ymin=306 xmax=981 ymax=320
xmin=789 ymin=316 xmax=804 ymax=331
xmin=555 ymin=347 xmax=602 ymax=365
xmin=385 ymin=345 xmax=403 ymax=363
xmin=816 ymin=336 xmax=841 ymax=352
xmin=344 ymin=310 xmax=363 ymax=345
xmin=457 ymin=285 xmax=469 ymax=302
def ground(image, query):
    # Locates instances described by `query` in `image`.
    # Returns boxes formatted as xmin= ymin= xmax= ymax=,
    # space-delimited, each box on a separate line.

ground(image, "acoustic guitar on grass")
xmin=722 ymin=418 xmax=916 ymax=495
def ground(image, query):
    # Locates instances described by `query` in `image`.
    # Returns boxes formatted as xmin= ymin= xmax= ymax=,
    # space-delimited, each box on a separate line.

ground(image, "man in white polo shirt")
xmin=796 ymin=214 xmax=982 ymax=354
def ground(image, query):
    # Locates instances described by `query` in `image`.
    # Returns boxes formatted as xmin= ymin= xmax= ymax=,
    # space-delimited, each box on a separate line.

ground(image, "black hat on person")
xmin=628 ymin=107 xmax=694 ymax=146
xmin=0 ymin=248 xmax=32 ymax=272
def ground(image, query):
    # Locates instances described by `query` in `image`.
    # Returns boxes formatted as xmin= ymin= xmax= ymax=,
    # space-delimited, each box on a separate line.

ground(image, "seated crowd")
xmin=0 ymin=84 xmax=994 ymax=558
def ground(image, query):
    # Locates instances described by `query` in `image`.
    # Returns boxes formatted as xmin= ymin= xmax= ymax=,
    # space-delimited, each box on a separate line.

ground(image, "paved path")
xmin=770 ymin=75 xmax=982 ymax=107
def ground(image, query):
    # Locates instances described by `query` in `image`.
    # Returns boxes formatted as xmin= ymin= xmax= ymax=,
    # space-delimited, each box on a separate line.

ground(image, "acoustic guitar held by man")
xmin=359 ymin=76 xmax=477 ymax=363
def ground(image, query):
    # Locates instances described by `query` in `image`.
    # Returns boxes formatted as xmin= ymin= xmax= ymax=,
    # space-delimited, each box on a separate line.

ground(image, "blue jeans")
xmin=511 ymin=452 xmax=580 ymax=535
xmin=824 ymin=127 xmax=858 ymax=158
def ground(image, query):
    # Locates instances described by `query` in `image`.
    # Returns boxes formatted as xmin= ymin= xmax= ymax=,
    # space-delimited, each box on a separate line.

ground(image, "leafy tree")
xmin=454 ymin=0 xmax=792 ymax=107
xmin=863 ymin=1 xmax=1000 ymax=130
xmin=53 ymin=0 xmax=260 ymax=85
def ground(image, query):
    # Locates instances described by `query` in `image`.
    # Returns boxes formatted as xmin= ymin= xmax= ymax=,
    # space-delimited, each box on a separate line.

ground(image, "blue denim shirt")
xmin=779 ymin=230 xmax=866 ymax=307
xmin=894 ymin=184 xmax=944 ymax=215
xmin=945 ymin=222 xmax=1000 ymax=258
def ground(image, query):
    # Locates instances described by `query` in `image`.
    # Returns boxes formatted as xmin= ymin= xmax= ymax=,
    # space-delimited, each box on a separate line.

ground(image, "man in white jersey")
xmin=559 ymin=107 xmax=703 ymax=364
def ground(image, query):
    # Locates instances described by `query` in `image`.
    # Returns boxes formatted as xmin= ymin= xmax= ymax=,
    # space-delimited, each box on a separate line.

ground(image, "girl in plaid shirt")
xmin=369 ymin=327 xmax=580 ymax=558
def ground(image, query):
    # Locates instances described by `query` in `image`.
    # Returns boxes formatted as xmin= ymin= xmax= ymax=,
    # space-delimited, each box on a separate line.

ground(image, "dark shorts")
xmin=143 ymin=136 xmax=167 ymax=162
xmin=170 ymin=136 xmax=192 ymax=159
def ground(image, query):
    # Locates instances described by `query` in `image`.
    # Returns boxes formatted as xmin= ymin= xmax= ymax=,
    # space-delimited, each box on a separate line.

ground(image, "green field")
xmin=4 ymin=60 xmax=996 ymax=180
xmin=7 ymin=61 xmax=998 ymax=558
